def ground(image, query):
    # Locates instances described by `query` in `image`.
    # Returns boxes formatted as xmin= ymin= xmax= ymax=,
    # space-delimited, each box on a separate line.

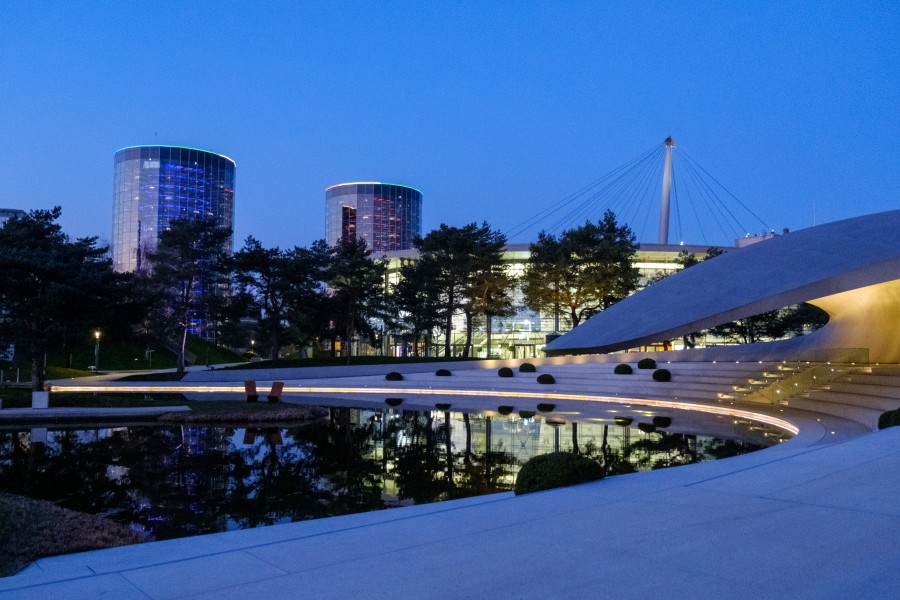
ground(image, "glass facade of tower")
xmin=0 ymin=208 xmax=26 ymax=229
xmin=112 ymin=146 xmax=235 ymax=273
xmin=325 ymin=182 xmax=422 ymax=252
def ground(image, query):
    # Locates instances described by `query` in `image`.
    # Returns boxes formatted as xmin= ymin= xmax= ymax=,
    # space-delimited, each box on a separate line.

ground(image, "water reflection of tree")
xmin=311 ymin=407 xmax=384 ymax=514
xmin=0 ymin=418 xmax=772 ymax=544
xmin=224 ymin=428 xmax=327 ymax=528
xmin=699 ymin=438 xmax=765 ymax=460
xmin=452 ymin=415 xmax=517 ymax=498
xmin=385 ymin=410 xmax=454 ymax=503
xmin=628 ymin=432 xmax=699 ymax=470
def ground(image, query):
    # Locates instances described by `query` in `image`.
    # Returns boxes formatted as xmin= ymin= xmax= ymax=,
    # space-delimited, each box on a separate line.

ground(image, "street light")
xmin=94 ymin=330 xmax=101 ymax=372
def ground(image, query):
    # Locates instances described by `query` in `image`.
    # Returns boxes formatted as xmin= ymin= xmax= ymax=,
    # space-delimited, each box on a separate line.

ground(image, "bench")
xmin=267 ymin=381 xmax=284 ymax=403
xmin=244 ymin=380 xmax=259 ymax=402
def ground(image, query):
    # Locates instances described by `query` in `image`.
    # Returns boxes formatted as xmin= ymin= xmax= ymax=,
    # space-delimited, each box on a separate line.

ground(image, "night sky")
xmin=1 ymin=1 xmax=897 ymax=249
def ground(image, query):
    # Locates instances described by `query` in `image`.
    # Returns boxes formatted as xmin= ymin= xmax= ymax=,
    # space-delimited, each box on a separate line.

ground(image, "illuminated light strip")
xmin=49 ymin=384 xmax=800 ymax=435
xmin=325 ymin=182 xmax=422 ymax=194
xmin=115 ymin=145 xmax=236 ymax=166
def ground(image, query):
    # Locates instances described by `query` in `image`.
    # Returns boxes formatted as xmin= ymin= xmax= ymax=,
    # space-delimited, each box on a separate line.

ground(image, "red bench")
xmin=267 ymin=381 xmax=284 ymax=403
xmin=244 ymin=380 xmax=259 ymax=402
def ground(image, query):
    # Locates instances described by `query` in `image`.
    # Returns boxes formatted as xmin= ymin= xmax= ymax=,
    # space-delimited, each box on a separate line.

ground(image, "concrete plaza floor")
xmin=2 ymin=416 xmax=897 ymax=599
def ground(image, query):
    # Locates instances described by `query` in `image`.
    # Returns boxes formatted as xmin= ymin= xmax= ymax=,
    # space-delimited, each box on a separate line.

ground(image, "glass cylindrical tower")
xmin=112 ymin=145 xmax=235 ymax=273
xmin=325 ymin=182 xmax=422 ymax=252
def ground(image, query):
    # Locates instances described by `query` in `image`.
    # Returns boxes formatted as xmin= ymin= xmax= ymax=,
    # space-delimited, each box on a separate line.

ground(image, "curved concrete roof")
xmin=545 ymin=210 xmax=900 ymax=361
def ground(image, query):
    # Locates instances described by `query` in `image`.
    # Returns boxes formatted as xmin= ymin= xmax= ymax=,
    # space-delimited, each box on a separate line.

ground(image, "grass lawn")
xmin=0 ymin=493 xmax=149 ymax=577
xmin=1 ymin=388 xmax=329 ymax=424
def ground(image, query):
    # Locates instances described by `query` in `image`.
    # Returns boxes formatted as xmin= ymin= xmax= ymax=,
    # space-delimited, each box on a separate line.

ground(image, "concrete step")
xmin=781 ymin=396 xmax=883 ymax=429
xmin=831 ymin=375 xmax=900 ymax=399
xmin=806 ymin=390 xmax=900 ymax=412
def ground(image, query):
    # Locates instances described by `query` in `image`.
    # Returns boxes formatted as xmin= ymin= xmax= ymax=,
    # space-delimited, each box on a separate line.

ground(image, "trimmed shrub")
xmin=652 ymin=416 xmax=672 ymax=428
xmin=514 ymin=452 xmax=605 ymax=495
xmin=519 ymin=410 xmax=536 ymax=419
xmin=537 ymin=403 xmax=556 ymax=412
xmin=652 ymin=368 xmax=672 ymax=382
xmin=536 ymin=373 xmax=555 ymax=384
xmin=519 ymin=362 xmax=537 ymax=373
xmin=498 ymin=367 xmax=514 ymax=378
xmin=614 ymin=364 xmax=633 ymax=375
xmin=637 ymin=357 xmax=657 ymax=369
xmin=637 ymin=422 xmax=657 ymax=433
xmin=385 ymin=398 xmax=403 ymax=407
xmin=878 ymin=408 xmax=900 ymax=429
xmin=497 ymin=405 xmax=514 ymax=415
xmin=385 ymin=371 xmax=403 ymax=381
xmin=614 ymin=416 xmax=633 ymax=426
xmin=435 ymin=369 xmax=452 ymax=376
xmin=435 ymin=403 xmax=452 ymax=411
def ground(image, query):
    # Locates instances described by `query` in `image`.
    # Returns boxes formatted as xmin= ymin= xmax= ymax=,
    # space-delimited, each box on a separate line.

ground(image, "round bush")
xmin=637 ymin=422 xmax=657 ymax=433
xmin=519 ymin=362 xmax=537 ymax=373
xmin=536 ymin=373 xmax=556 ymax=384
xmin=385 ymin=371 xmax=403 ymax=381
xmin=497 ymin=405 xmax=514 ymax=415
xmin=878 ymin=408 xmax=900 ymax=429
xmin=519 ymin=410 xmax=536 ymax=419
xmin=435 ymin=403 xmax=452 ymax=411
xmin=537 ymin=403 xmax=556 ymax=412
xmin=498 ymin=367 xmax=514 ymax=378
xmin=637 ymin=357 xmax=657 ymax=369
xmin=614 ymin=416 xmax=633 ymax=426
xmin=652 ymin=415 xmax=672 ymax=428
xmin=435 ymin=368 xmax=452 ymax=376
xmin=652 ymin=368 xmax=672 ymax=382
xmin=514 ymin=452 xmax=605 ymax=495
xmin=614 ymin=364 xmax=633 ymax=375
xmin=385 ymin=398 xmax=403 ymax=407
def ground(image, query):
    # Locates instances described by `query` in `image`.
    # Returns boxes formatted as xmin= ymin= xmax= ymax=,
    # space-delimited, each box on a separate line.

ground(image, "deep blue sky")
xmin=1 ymin=1 xmax=897 ymax=249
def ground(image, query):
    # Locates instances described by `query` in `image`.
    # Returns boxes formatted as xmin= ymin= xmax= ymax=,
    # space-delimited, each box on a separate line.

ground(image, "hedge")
xmin=614 ymin=416 xmax=633 ymax=426
xmin=519 ymin=363 xmax=537 ymax=373
xmin=652 ymin=368 xmax=672 ymax=382
xmin=498 ymin=367 xmax=514 ymax=377
xmin=385 ymin=398 xmax=403 ymax=407
xmin=536 ymin=373 xmax=555 ymax=384
xmin=637 ymin=357 xmax=657 ymax=369
xmin=614 ymin=364 xmax=633 ymax=375
xmin=497 ymin=406 xmax=514 ymax=415
xmin=435 ymin=369 xmax=452 ymax=376
xmin=878 ymin=408 xmax=900 ymax=429
xmin=435 ymin=403 xmax=452 ymax=411
xmin=514 ymin=452 xmax=605 ymax=495
xmin=537 ymin=403 xmax=556 ymax=412
xmin=385 ymin=371 xmax=403 ymax=381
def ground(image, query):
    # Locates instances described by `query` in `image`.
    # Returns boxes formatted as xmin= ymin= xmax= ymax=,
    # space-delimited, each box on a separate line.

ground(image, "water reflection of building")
xmin=347 ymin=407 xmax=763 ymax=502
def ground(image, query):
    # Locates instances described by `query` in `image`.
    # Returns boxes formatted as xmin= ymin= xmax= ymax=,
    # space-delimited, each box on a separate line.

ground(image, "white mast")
xmin=658 ymin=136 xmax=675 ymax=245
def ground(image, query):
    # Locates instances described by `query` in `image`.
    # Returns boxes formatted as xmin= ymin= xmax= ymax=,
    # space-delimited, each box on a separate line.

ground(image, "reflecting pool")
xmin=0 ymin=402 xmax=780 ymax=542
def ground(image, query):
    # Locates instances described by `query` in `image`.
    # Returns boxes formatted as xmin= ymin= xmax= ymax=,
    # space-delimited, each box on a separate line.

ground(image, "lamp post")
xmin=94 ymin=330 xmax=101 ymax=373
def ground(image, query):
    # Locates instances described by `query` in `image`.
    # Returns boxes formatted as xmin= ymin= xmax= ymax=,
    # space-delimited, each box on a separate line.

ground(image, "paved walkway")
xmin=2 ymin=420 xmax=897 ymax=599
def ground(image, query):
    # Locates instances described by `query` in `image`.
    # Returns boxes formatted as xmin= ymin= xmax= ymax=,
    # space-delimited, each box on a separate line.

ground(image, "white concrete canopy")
xmin=545 ymin=210 xmax=900 ymax=362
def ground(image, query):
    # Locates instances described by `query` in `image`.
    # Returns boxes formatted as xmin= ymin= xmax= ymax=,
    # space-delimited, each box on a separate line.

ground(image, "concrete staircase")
xmin=779 ymin=366 xmax=900 ymax=429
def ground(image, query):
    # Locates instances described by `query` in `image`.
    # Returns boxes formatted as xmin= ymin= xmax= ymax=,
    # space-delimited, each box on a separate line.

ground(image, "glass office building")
xmin=112 ymin=145 xmax=235 ymax=273
xmin=325 ymin=182 xmax=422 ymax=252
xmin=0 ymin=208 xmax=26 ymax=228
